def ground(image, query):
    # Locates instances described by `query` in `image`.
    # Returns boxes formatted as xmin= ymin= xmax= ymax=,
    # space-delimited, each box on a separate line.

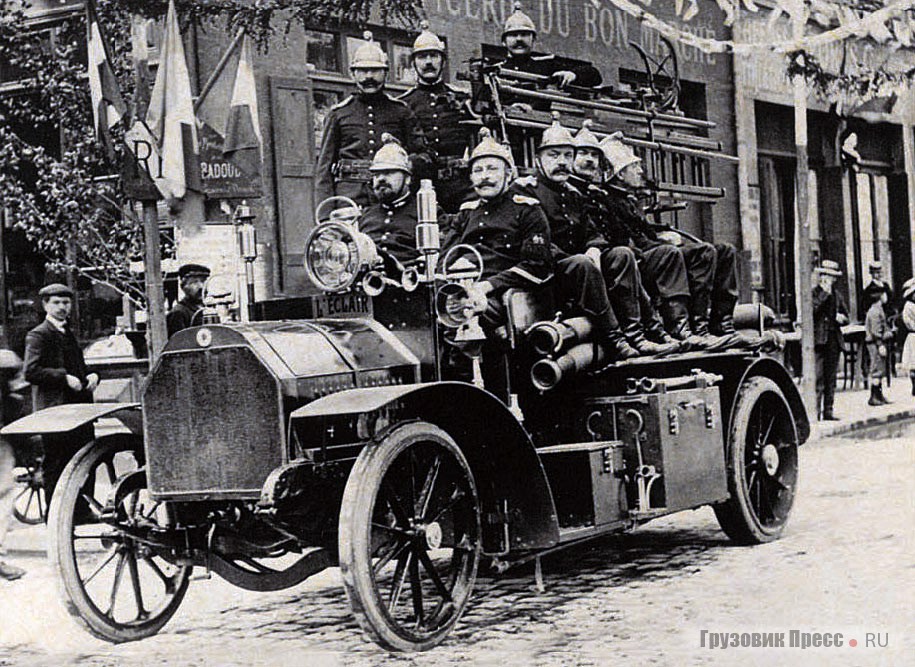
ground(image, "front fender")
xmin=293 ymin=382 xmax=560 ymax=553
xmin=731 ymin=357 xmax=810 ymax=445
xmin=0 ymin=402 xmax=141 ymax=437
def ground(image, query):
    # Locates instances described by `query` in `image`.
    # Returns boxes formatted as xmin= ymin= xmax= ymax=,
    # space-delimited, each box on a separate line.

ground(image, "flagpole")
xmin=194 ymin=29 xmax=245 ymax=112
xmin=131 ymin=14 xmax=168 ymax=359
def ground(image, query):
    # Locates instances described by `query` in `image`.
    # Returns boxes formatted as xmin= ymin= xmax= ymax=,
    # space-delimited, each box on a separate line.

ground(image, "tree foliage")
xmin=0 ymin=0 xmax=422 ymax=306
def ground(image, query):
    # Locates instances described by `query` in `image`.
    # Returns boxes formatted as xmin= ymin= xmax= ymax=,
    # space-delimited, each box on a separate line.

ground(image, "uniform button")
xmin=369 ymin=129 xmax=375 ymax=134
xmin=432 ymin=113 xmax=438 ymax=119
xmin=433 ymin=126 xmax=439 ymax=131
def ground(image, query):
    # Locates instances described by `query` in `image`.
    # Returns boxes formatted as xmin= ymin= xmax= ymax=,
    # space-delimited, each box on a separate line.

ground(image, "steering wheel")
xmin=629 ymin=37 xmax=681 ymax=112
xmin=315 ymin=196 xmax=362 ymax=225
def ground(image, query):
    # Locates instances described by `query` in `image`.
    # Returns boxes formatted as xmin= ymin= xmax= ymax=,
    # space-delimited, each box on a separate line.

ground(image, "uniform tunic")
xmin=166 ymin=298 xmax=204 ymax=337
xmin=359 ymin=193 xmax=421 ymax=264
xmin=443 ymin=192 xmax=553 ymax=295
xmin=315 ymin=91 xmax=428 ymax=206
xmin=398 ymin=81 xmax=474 ymax=212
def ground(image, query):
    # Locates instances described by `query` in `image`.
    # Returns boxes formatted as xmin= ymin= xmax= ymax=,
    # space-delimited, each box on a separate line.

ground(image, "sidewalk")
xmin=811 ymin=373 xmax=915 ymax=439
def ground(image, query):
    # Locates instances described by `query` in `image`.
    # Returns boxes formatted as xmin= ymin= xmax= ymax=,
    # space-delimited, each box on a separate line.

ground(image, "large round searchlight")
xmin=304 ymin=220 xmax=379 ymax=292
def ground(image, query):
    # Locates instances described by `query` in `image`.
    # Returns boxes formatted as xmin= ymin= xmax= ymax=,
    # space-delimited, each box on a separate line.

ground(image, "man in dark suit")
xmin=813 ymin=260 xmax=848 ymax=420
xmin=24 ymin=284 xmax=97 ymax=411
xmin=167 ymin=264 xmax=210 ymax=336
xmin=23 ymin=283 xmax=98 ymax=508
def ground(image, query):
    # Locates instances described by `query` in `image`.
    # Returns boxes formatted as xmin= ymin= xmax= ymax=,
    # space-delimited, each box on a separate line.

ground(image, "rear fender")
xmin=292 ymin=382 xmax=560 ymax=553
xmin=730 ymin=358 xmax=810 ymax=445
xmin=0 ymin=403 xmax=141 ymax=438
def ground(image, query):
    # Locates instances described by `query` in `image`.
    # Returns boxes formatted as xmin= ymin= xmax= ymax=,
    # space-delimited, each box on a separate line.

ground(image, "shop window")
xmin=306 ymin=30 xmax=340 ymax=73
xmin=313 ymin=89 xmax=342 ymax=148
xmin=391 ymin=43 xmax=416 ymax=85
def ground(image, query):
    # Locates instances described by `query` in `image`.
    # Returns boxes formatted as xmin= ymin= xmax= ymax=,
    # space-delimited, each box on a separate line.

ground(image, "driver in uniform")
xmin=167 ymin=263 xmax=210 ymax=337
xmin=444 ymin=129 xmax=639 ymax=362
xmin=315 ymin=32 xmax=429 ymax=207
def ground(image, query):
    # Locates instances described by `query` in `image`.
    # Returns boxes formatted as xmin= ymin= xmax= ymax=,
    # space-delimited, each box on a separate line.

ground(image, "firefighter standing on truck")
xmin=315 ymin=32 xmax=429 ymax=207
xmin=398 ymin=22 xmax=474 ymax=213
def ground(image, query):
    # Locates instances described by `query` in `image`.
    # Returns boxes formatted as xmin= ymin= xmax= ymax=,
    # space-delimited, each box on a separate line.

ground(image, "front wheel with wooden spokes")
xmin=339 ymin=421 xmax=481 ymax=651
xmin=48 ymin=439 xmax=191 ymax=643
xmin=12 ymin=464 xmax=46 ymax=525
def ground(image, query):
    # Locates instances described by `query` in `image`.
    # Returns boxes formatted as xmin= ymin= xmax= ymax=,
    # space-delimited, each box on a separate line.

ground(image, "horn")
xmin=362 ymin=270 xmax=398 ymax=297
xmin=401 ymin=266 xmax=420 ymax=292
xmin=435 ymin=282 xmax=475 ymax=328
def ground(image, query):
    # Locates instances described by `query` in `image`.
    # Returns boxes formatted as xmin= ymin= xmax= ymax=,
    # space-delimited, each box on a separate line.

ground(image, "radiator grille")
xmin=144 ymin=346 xmax=283 ymax=499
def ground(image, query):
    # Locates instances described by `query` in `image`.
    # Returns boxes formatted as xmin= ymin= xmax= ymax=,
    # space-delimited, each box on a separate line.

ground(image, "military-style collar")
xmin=380 ymin=191 xmax=411 ymax=211
xmin=417 ymin=78 xmax=445 ymax=90
xmin=355 ymin=90 xmax=388 ymax=102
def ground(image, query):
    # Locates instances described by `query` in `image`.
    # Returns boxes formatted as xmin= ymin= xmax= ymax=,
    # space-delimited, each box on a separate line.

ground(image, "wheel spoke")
xmin=427 ymin=484 xmax=466 ymax=524
xmin=371 ymin=522 xmax=412 ymax=537
xmin=417 ymin=454 xmax=442 ymax=519
xmin=381 ymin=480 xmax=412 ymax=528
xmin=81 ymin=547 xmax=119 ymax=586
xmin=105 ymin=550 xmax=128 ymax=617
xmin=104 ymin=459 xmax=117 ymax=485
xmin=126 ymin=551 xmax=147 ymax=620
xmin=388 ymin=551 xmax=412 ymax=612
xmin=142 ymin=501 xmax=162 ymax=521
xmin=416 ymin=548 xmax=453 ymax=602
xmin=759 ymin=414 xmax=777 ymax=448
xmin=80 ymin=493 xmax=104 ymax=520
xmin=409 ymin=547 xmax=424 ymax=629
xmin=373 ymin=539 xmax=410 ymax=575
xmin=142 ymin=556 xmax=176 ymax=593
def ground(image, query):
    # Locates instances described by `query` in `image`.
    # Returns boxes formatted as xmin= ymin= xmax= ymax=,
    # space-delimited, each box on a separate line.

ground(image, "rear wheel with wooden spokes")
xmin=339 ymin=421 xmax=481 ymax=651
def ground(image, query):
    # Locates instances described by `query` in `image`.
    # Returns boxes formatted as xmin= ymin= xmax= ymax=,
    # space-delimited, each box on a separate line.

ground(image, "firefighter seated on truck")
xmin=440 ymin=129 xmax=641 ymax=364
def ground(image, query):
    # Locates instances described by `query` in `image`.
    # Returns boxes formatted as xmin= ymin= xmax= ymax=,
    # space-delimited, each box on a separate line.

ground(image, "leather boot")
xmin=613 ymin=293 xmax=678 ymax=357
xmin=876 ymin=383 xmax=891 ymax=405
xmin=868 ymin=385 xmax=882 ymax=406
xmin=709 ymin=298 xmax=738 ymax=335
xmin=659 ymin=297 xmax=693 ymax=341
xmin=602 ymin=330 xmax=641 ymax=362
xmin=643 ymin=305 xmax=682 ymax=348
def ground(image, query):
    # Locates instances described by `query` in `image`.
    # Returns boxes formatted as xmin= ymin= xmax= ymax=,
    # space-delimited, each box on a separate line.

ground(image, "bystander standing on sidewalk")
xmin=899 ymin=277 xmax=915 ymax=396
xmin=865 ymin=288 xmax=893 ymax=406
xmin=813 ymin=260 xmax=848 ymax=421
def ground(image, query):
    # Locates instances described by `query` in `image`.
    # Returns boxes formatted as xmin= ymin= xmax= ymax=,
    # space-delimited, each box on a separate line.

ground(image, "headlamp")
xmin=304 ymin=221 xmax=379 ymax=292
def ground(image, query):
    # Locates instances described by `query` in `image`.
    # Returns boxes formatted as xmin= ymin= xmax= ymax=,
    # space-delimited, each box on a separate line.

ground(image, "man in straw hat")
xmin=315 ymin=32 xmax=429 ymax=207
xmin=397 ymin=22 xmax=474 ymax=212
xmin=898 ymin=276 xmax=915 ymax=396
xmin=813 ymin=260 xmax=848 ymax=420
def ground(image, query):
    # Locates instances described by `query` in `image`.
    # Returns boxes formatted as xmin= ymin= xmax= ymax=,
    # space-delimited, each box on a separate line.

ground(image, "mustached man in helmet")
xmin=445 ymin=130 xmax=639 ymax=363
xmin=397 ymin=22 xmax=474 ymax=213
xmin=360 ymin=134 xmax=441 ymax=264
xmin=498 ymin=2 xmax=602 ymax=111
xmin=571 ymin=124 xmax=683 ymax=352
xmin=598 ymin=136 xmax=739 ymax=344
xmin=315 ymin=32 xmax=430 ymax=207
xmin=516 ymin=117 xmax=674 ymax=357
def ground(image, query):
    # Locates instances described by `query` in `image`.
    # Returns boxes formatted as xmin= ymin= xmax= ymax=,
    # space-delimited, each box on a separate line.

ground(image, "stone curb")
xmin=813 ymin=407 xmax=915 ymax=440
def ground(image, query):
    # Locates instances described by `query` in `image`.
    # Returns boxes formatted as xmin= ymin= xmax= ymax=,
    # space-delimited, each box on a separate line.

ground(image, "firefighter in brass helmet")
xmin=397 ymin=22 xmax=474 ymax=213
xmin=359 ymin=133 xmax=436 ymax=264
xmin=315 ymin=32 xmax=429 ymax=207
xmin=598 ymin=136 xmax=739 ymax=343
xmin=517 ymin=116 xmax=675 ymax=356
xmin=497 ymin=2 xmax=602 ymax=110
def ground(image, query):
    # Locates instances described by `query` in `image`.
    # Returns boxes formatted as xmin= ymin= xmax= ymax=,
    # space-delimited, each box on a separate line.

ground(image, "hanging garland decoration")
xmin=786 ymin=48 xmax=915 ymax=100
xmin=601 ymin=0 xmax=915 ymax=55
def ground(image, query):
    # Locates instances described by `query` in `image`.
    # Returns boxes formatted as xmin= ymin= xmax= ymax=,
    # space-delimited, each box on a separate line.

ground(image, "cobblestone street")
xmin=1 ymin=423 xmax=912 ymax=667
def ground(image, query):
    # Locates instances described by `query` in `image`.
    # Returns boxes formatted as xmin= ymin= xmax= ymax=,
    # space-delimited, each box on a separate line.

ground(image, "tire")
xmin=47 ymin=439 xmax=191 ymax=643
xmin=339 ymin=421 xmax=481 ymax=651
xmin=714 ymin=376 xmax=800 ymax=544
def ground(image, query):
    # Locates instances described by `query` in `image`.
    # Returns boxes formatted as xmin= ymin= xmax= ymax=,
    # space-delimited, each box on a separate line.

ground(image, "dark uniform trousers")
xmin=813 ymin=285 xmax=847 ymax=417
xmin=23 ymin=319 xmax=94 ymax=506
xmin=398 ymin=81 xmax=474 ymax=213
xmin=519 ymin=178 xmax=626 ymax=335
xmin=315 ymin=91 xmax=428 ymax=207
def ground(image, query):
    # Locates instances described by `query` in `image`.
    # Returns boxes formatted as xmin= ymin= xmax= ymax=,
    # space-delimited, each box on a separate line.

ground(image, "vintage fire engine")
xmin=0 ymin=43 xmax=808 ymax=651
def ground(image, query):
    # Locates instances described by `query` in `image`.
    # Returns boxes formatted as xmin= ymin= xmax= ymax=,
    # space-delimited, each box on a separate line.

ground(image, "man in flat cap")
xmin=167 ymin=264 xmax=210 ymax=337
xmin=23 ymin=283 xmax=98 ymax=506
